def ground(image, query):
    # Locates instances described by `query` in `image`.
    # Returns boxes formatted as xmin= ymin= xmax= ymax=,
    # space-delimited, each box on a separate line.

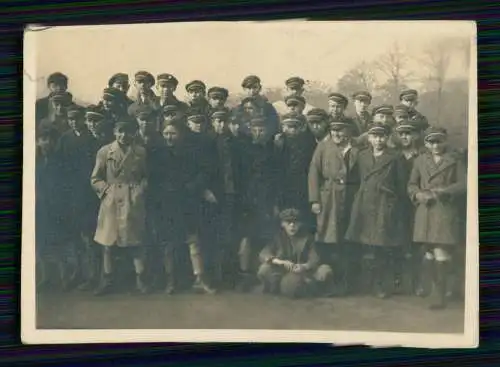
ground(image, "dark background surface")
xmin=2 ymin=0 xmax=498 ymax=365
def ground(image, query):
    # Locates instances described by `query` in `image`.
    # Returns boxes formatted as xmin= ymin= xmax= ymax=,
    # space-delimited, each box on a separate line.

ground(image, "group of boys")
xmin=35 ymin=71 xmax=467 ymax=311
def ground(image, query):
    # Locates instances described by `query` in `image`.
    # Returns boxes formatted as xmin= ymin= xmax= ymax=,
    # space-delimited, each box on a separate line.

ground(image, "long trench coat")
xmin=91 ymin=141 xmax=148 ymax=247
xmin=345 ymin=148 xmax=406 ymax=247
xmin=407 ymin=150 xmax=467 ymax=245
xmin=308 ymin=139 xmax=360 ymax=244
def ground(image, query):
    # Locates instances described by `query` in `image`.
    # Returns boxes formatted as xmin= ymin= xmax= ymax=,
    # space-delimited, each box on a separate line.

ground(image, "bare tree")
xmin=336 ymin=61 xmax=377 ymax=97
xmin=373 ymin=42 xmax=413 ymax=104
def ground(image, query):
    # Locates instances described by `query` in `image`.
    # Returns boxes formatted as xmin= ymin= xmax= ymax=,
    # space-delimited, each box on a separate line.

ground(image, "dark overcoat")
xmin=345 ymin=148 xmax=406 ymax=246
xmin=91 ymin=142 xmax=148 ymax=247
xmin=352 ymin=111 xmax=371 ymax=136
xmin=308 ymin=139 xmax=360 ymax=244
xmin=57 ymin=129 xmax=100 ymax=238
xmin=276 ymin=131 xmax=316 ymax=213
xmin=407 ymin=150 xmax=467 ymax=245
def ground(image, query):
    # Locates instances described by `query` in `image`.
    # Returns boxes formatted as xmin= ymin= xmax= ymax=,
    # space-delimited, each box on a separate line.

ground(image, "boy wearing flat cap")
xmin=36 ymin=72 xmax=70 ymax=124
xmin=91 ymin=117 xmax=150 ymax=296
xmin=128 ymin=71 xmax=158 ymax=117
xmin=354 ymin=104 xmax=397 ymax=149
xmin=352 ymin=91 xmax=372 ymax=135
xmin=274 ymin=113 xmax=316 ymax=229
xmin=258 ymin=208 xmax=332 ymax=298
xmin=108 ymin=73 xmax=134 ymax=107
xmin=327 ymin=93 xmax=359 ymax=136
xmin=407 ymin=126 xmax=466 ymax=310
xmin=134 ymin=105 xmax=163 ymax=149
xmin=36 ymin=124 xmax=66 ymax=290
xmin=308 ymin=117 xmax=361 ymax=296
xmin=207 ymin=87 xmax=230 ymax=116
xmin=57 ymin=104 xmax=98 ymax=290
xmin=344 ymin=122 xmax=406 ymax=299
xmin=185 ymin=80 xmax=211 ymax=118
xmin=237 ymin=116 xmax=279 ymax=291
xmin=306 ymin=108 xmax=330 ymax=145
xmin=272 ymin=77 xmax=316 ymax=116
xmin=399 ymin=89 xmax=429 ymax=130
xmin=38 ymin=91 xmax=75 ymax=142
xmin=238 ymin=75 xmax=280 ymax=138
xmin=155 ymin=73 xmax=188 ymax=112
xmin=98 ymin=87 xmax=129 ymax=127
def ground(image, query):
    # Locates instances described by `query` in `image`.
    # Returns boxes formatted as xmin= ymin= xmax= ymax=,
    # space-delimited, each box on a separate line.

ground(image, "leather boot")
xmin=360 ymin=253 xmax=376 ymax=295
xmin=415 ymin=256 xmax=433 ymax=297
xmin=374 ymin=250 xmax=391 ymax=299
xmin=429 ymin=261 xmax=448 ymax=310
xmin=93 ymin=273 xmax=113 ymax=296
xmin=193 ymin=274 xmax=217 ymax=295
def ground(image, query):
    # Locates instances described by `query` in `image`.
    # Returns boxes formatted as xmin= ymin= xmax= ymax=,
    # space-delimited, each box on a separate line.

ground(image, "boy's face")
xmin=211 ymin=118 xmax=226 ymax=134
xmin=354 ymin=99 xmax=370 ymax=114
xmin=86 ymin=117 xmax=104 ymax=136
xmin=102 ymin=98 xmax=115 ymax=111
xmin=286 ymin=102 xmax=304 ymax=114
xmin=229 ymin=121 xmax=240 ymax=136
xmin=281 ymin=220 xmax=302 ymax=237
xmin=188 ymin=89 xmax=205 ymax=102
xmin=243 ymin=102 xmax=258 ymax=116
xmin=48 ymin=82 xmax=66 ymax=94
xmin=68 ymin=116 xmax=85 ymax=132
xmin=157 ymin=82 xmax=176 ymax=97
xmin=285 ymin=86 xmax=304 ymax=97
xmin=394 ymin=113 xmax=409 ymax=125
xmin=373 ymin=113 xmax=393 ymax=125
xmin=135 ymin=79 xmax=152 ymax=93
xmin=244 ymin=84 xmax=261 ymax=97
xmin=187 ymin=120 xmax=203 ymax=133
xmin=398 ymin=130 xmax=419 ymax=148
xmin=328 ymin=100 xmax=344 ymax=117
xmin=308 ymin=121 xmax=328 ymax=140
xmin=163 ymin=125 xmax=180 ymax=146
xmin=368 ymin=133 xmax=388 ymax=151
xmin=282 ymin=123 xmax=299 ymax=137
xmin=401 ymin=98 xmax=417 ymax=109
xmin=330 ymin=127 xmax=350 ymax=146
xmin=425 ymin=138 xmax=447 ymax=155
xmin=112 ymin=81 xmax=129 ymax=94
xmin=250 ymin=125 xmax=266 ymax=142
xmin=114 ymin=125 xmax=135 ymax=146
xmin=208 ymin=96 xmax=225 ymax=109
xmin=137 ymin=117 xmax=155 ymax=134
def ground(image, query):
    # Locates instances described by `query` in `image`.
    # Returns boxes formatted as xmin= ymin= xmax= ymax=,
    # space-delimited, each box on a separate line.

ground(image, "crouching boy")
xmin=258 ymin=208 xmax=332 ymax=298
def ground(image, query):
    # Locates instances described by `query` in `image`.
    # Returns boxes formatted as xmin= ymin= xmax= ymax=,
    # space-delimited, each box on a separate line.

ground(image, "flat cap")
xmin=372 ymin=104 xmax=394 ymax=116
xmin=394 ymin=104 xmax=410 ymax=116
xmin=399 ymin=89 xmax=419 ymax=101
xmin=85 ymin=105 xmax=105 ymax=120
xmin=207 ymin=86 xmax=229 ymax=100
xmin=424 ymin=126 xmax=448 ymax=141
xmin=102 ymin=87 xmax=122 ymax=101
xmin=210 ymin=108 xmax=230 ymax=120
xmin=134 ymin=104 xmax=156 ymax=120
xmin=367 ymin=122 xmax=391 ymax=135
xmin=279 ymin=208 xmax=302 ymax=222
xmin=328 ymin=93 xmax=349 ymax=107
xmin=134 ymin=71 xmax=155 ymax=86
xmin=395 ymin=118 xmax=421 ymax=133
xmin=285 ymin=95 xmax=306 ymax=106
xmin=49 ymin=91 xmax=73 ymax=104
xmin=115 ymin=116 xmax=139 ymax=131
xmin=47 ymin=72 xmax=68 ymax=86
xmin=241 ymin=75 xmax=261 ymax=88
xmin=187 ymin=114 xmax=206 ymax=124
xmin=185 ymin=80 xmax=206 ymax=92
xmin=157 ymin=73 xmax=178 ymax=86
xmin=108 ymin=73 xmax=129 ymax=87
xmin=66 ymin=104 xmax=85 ymax=118
xmin=329 ymin=116 xmax=356 ymax=131
xmin=306 ymin=108 xmax=329 ymax=122
xmin=281 ymin=112 xmax=306 ymax=127
xmin=249 ymin=116 xmax=267 ymax=127
xmin=162 ymin=104 xmax=180 ymax=114
xmin=352 ymin=91 xmax=372 ymax=102
xmin=285 ymin=77 xmax=305 ymax=89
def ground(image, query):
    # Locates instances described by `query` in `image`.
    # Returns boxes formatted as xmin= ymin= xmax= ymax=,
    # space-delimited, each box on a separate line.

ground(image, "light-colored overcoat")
xmin=407 ymin=150 xmax=467 ymax=245
xmin=308 ymin=139 xmax=360 ymax=244
xmin=91 ymin=141 xmax=148 ymax=247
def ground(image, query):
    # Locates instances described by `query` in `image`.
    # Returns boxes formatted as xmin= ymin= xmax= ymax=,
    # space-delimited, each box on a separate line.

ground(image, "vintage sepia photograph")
xmin=22 ymin=21 xmax=478 ymax=347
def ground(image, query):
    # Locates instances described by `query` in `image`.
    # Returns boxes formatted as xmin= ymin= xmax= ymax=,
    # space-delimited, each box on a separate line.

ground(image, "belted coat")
xmin=91 ymin=141 xmax=148 ymax=247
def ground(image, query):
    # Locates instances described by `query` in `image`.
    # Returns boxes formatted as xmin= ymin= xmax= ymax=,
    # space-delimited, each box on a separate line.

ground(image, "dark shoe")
xmin=416 ymin=256 xmax=433 ymax=297
xmin=93 ymin=274 xmax=113 ymax=296
xmin=77 ymin=279 xmax=97 ymax=291
xmin=193 ymin=275 xmax=217 ymax=295
xmin=136 ymin=273 xmax=149 ymax=295
xmin=236 ymin=273 xmax=254 ymax=293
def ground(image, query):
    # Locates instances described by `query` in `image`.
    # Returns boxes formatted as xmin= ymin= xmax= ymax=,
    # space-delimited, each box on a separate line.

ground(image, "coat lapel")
xmin=427 ymin=151 xmax=457 ymax=181
xmin=364 ymin=150 xmax=394 ymax=181
xmin=108 ymin=141 xmax=136 ymax=178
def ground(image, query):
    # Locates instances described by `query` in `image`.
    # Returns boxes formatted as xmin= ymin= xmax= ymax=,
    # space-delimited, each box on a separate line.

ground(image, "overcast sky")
xmin=28 ymin=21 xmax=474 ymax=103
